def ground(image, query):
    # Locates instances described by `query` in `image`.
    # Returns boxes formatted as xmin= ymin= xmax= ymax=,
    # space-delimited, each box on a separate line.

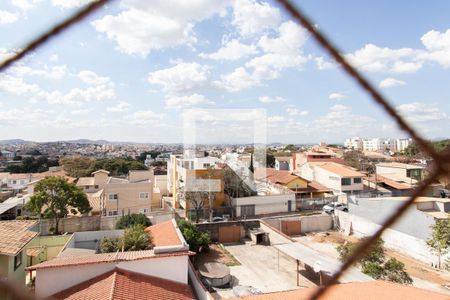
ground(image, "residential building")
xmin=0 ymin=220 xmax=38 ymax=300
xmin=28 ymin=219 xmax=194 ymax=299
xmin=344 ymin=137 xmax=363 ymax=150
xmin=5 ymin=173 xmax=39 ymax=191
xmin=77 ymin=170 xmax=158 ymax=216
xmin=376 ymin=162 xmax=425 ymax=184
xmin=274 ymin=156 xmax=290 ymax=171
xmin=292 ymin=151 xmax=344 ymax=174
xmin=167 ymin=154 xmax=225 ymax=210
xmin=255 ymin=168 xmax=330 ymax=199
xmin=0 ymin=194 xmax=31 ymax=220
xmin=301 ymin=162 xmax=364 ymax=194
xmin=344 ymin=137 xmax=412 ymax=153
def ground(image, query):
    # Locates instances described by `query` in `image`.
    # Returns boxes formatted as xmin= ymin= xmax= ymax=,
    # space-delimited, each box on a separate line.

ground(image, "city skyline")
xmin=0 ymin=0 xmax=449 ymax=143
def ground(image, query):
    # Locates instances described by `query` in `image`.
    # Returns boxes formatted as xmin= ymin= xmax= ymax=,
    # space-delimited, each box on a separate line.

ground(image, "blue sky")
xmin=0 ymin=0 xmax=449 ymax=144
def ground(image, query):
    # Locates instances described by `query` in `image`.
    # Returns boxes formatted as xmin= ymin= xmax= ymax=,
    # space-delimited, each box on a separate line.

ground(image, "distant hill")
xmin=0 ymin=139 xmax=34 ymax=145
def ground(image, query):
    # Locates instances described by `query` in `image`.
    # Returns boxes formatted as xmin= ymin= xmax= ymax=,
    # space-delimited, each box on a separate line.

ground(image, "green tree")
xmin=116 ymin=213 xmax=152 ymax=229
xmin=26 ymin=176 xmax=91 ymax=234
xmin=99 ymin=225 xmax=152 ymax=253
xmin=427 ymin=216 xmax=450 ymax=269
xmin=177 ymin=219 xmax=211 ymax=252
xmin=336 ymin=238 xmax=412 ymax=284
xmin=60 ymin=157 xmax=94 ymax=177
xmin=123 ymin=225 xmax=152 ymax=251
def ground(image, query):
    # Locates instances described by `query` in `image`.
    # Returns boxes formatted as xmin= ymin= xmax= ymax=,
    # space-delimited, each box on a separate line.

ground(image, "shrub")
xmin=100 ymin=236 xmax=121 ymax=253
xmin=123 ymin=225 xmax=151 ymax=251
xmin=177 ymin=219 xmax=211 ymax=252
xmin=116 ymin=213 xmax=151 ymax=229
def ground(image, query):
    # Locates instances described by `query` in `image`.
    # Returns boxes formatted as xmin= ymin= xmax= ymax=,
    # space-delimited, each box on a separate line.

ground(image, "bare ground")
xmin=194 ymin=243 xmax=241 ymax=268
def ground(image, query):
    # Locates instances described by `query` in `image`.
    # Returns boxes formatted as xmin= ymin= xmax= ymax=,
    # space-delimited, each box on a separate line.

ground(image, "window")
xmin=109 ymin=193 xmax=118 ymax=201
xmin=108 ymin=210 xmax=118 ymax=216
xmin=140 ymin=208 xmax=149 ymax=214
xmin=12 ymin=180 xmax=16 ymax=184
xmin=94 ymin=185 xmax=99 ymax=189
xmin=85 ymin=186 xmax=89 ymax=190
xmin=14 ymin=251 xmax=22 ymax=270
xmin=353 ymin=177 xmax=362 ymax=184
xmin=341 ymin=178 xmax=351 ymax=186
xmin=139 ymin=192 xmax=149 ymax=199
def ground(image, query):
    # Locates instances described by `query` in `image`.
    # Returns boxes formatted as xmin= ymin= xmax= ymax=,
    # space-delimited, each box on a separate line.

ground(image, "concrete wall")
xmin=197 ymin=220 xmax=259 ymax=242
xmin=348 ymin=198 xmax=435 ymax=240
xmin=300 ymin=214 xmax=333 ymax=233
xmin=188 ymin=260 xmax=214 ymax=300
xmin=38 ymin=216 xmax=101 ymax=235
xmin=233 ymin=194 xmax=295 ymax=217
xmin=155 ymin=175 xmax=168 ymax=195
xmin=335 ymin=210 xmax=449 ymax=267
xmin=259 ymin=222 xmax=293 ymax=245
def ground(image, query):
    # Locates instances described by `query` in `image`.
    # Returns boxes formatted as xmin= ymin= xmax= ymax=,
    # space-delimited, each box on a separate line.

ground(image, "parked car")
xmin=212 ymin=216 xmax=227 ymax=222
xmin=322 ymin=202 xmax=348 ymax=214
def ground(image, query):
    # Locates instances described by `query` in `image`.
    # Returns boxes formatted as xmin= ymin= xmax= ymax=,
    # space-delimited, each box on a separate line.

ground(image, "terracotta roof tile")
xmin=0 ymin=220 xmax=38 ymax=255
xmin=51 ymin=267 xmax=195 ymax=300
xmin=310 ymin=162 xmax=364 ymax=177
xmin=235 ymin=281 xmax=449 ymax=300
xmin=28 ymin=250 xmax=194 ymax=270
xmin=255 ymin=168 xmax=308 ymax=185
xmin=145 ymin=220 xmax=182 ymax=247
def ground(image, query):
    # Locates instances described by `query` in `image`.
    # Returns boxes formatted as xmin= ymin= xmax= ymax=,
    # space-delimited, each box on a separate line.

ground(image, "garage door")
xmin=240 ymin=204 xmax=255 ymax=217
xmin=219 ymin=225 xmax=241 ymax=244
xmin=281 ymin=220 xmax=301 ymax=236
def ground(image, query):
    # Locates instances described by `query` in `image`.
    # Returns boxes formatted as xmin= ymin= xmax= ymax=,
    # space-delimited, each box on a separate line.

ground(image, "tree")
xmin=99 ymin=225 xmax=152 ymax=253
xmin=60 ymin=157 xmax=94 ymax=177
xmin=26 ymin=176 xmax=91 ymax=234
xmin=427 ymin=216 xmax=450 ymax=269
xmin=222 ymin=166 xmax=255 ymax=199
xmin=177 ymin=219 xmax=211 ymax=253
xmin=336 ymin=238 xmax=412 ymax=284
xmin=343 ymin=150 xmax=365 ymax=170
xmin=116 ymin=213 xmax=151 ymax=229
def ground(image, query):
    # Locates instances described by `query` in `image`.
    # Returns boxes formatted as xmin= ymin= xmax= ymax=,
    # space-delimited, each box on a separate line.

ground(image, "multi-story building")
xmin=376 ymin=162 xmax=425 ymax=184
xmin=77 ymin=170 xmax=157 ymax=216
xmin=167 ymin=153 xmax=225 ymax=210
xmin=344 ymin=137 xmax=363 ymax=150
xmin=344 ymin=137 xmax=412 ymax=153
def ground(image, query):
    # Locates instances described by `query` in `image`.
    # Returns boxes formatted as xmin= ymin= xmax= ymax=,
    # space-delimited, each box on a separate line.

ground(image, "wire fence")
xmin=0 ymin=0 xmax=449 ymax=299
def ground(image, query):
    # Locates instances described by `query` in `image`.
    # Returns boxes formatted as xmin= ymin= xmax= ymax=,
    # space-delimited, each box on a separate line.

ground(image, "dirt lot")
xmin=194 ymin=243 xmax=240 ymax=268
xmin=299 ymin=230 xmax=450 ymax=293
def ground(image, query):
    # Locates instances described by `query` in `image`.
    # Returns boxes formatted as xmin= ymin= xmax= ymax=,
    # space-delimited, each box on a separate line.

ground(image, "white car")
xmin=322 ymin=203 xmax=348 ymax=214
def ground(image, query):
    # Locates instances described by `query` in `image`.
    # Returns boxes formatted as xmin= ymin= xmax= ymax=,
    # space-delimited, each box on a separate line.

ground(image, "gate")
xmin=281 ymin=220 xmax=301 ymax=236
xmin=218 ymin=225 xmax=241 ymax=244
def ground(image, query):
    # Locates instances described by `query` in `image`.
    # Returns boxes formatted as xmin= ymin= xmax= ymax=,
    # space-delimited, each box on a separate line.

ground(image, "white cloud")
xmin=258 ymin=95 xmax=286 ymax=103
xmin=165 ymin=93 xmax=213 ymax=109
xmin=51 ymin=0 xmax=93 ymax=8
xmin=315 ymin=56 xmax=336 ymax=70
xmin=419 ymin=29 xmax=450 ymax=68
xmin=148 ymin=62 xmax=209 ymax=95
xmin=379 ymin=77 xmax=406 ymax=89
xmin=199 ymin=39 xmax=257 ymax=60
xmin=0 ymin=10 xmax=19 ymax=24
xmin=286 ymin=107 xmax=308 ymax=116
xmin=77 ymin=70 xmax=111 ymax=85
xmin=92 ymin=0 xmax=227 ymax=56
xmin=124 ymin=110 xmax=165 ymax=127
xmin=397 ymin=102 xmax=448 ymax=123
xmin=107 ymin=101 xmax=131 ymax=112
xmin=49 ymin=54 xmax=59 ymax=62
xmin=11 ymin=64 xmax=67 ymax=80
xmin=346 ymin=44 xmax=422 ymax=73
xmin=10 ymin=0 xmax=43 ymax=12
xmin=70 ymin=109 xmax=89 ymax=115
xmin=232 ymin=0 xmax=280 ymax=36
xmin=328 ymin=93 xmax=346 ymax=100
xmin=216 ymin=21 xmax=309 ymax=91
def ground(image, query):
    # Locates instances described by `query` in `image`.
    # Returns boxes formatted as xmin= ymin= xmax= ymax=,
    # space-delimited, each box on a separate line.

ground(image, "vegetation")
xmin=427 ymin=215 xmax=450 ymax=269
xmin=26 ymin=176 xmax=91 ymax=234
xmin=60 ymin=156 xmax=147 ymax=177
xmin=342 ymin=150 xmax=366 ymax=170
xmin=5 ymin=156 xmax=59 ymax=173
xmin=336 ymin=238 xmax=412 ymax=284
xmin=403 ymin=139 xmax=450 ymax=158
xmin=222 ymin=166 xmax=255 ymax=199
xmin=177 ymin=219 xmax=211 ymax=253
xmin=137 ymin=151 xmax=161 ymax=162
xmin=116 ymin=213 xmax=151 ymax=229
xmin=99 ymin=225 xmax=152 ymax=253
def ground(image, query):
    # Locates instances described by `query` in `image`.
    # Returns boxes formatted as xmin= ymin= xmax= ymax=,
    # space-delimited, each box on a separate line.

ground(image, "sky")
xmin=0 ymin=0 xmax=449 ymax=144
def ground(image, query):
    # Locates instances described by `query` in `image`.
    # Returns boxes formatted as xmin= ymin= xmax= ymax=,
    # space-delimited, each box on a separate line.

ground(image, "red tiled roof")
xmin=235 ymin=281 xmax=449 ymax=300
xmin=51 ymin=267 xmax=195 ymax=300
xmin=368 ymin=174 xmax=412 ymax=190
xmin=27 ymin=250 xmax=194 ymax=271
xmin=310 ymin=162 xmax=364 ymax=177
xmin=255 ymin=168 xmax=308 ymax=185
xmin=145 ymin=220 xmax=182 ymax=247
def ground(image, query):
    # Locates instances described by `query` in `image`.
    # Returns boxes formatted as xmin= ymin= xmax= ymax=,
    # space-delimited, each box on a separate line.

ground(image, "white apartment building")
xmin=345 ymin=137 xmax=412 ymax=153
